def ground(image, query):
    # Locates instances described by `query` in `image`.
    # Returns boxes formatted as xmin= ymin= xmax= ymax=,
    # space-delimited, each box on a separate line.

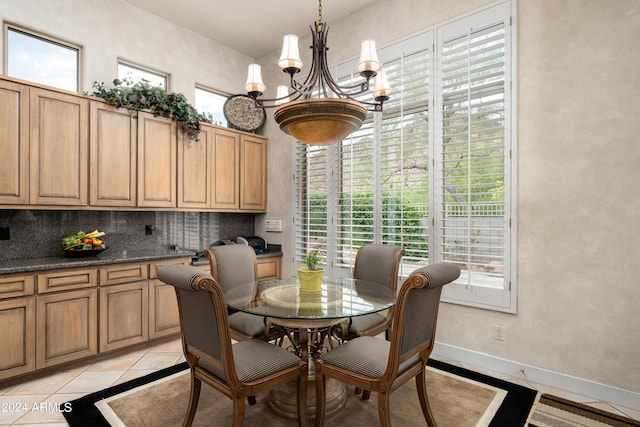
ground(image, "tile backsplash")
xmin=0 ymin=210 xmax=255 ymax=261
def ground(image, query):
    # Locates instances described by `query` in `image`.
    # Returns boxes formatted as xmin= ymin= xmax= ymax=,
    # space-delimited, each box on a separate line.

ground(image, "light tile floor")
xmin=0 ymin=337 xmax=638 ymax=426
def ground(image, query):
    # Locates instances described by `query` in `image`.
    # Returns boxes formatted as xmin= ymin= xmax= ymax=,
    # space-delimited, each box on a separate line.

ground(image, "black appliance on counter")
xmin=236 ymin=236 xmax=268 ymax=254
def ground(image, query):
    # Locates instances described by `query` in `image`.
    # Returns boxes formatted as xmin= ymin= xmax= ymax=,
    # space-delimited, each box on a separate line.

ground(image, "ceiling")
xmin=124 ymin=0 xmax=378 ymax=58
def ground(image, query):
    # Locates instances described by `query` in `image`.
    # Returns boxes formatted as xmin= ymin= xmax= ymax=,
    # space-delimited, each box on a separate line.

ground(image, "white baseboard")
xmin=432 ymin=342 xmax=640 ymax=412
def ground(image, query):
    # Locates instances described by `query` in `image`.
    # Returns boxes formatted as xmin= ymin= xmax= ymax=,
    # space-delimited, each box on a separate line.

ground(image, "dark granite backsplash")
xmin=0 ymin=210 xmax=255 ymax=261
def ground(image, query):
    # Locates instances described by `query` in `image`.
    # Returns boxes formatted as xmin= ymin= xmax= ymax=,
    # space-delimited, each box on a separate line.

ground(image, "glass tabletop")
xmin=225 ymin=277 xmax=395 ymax=320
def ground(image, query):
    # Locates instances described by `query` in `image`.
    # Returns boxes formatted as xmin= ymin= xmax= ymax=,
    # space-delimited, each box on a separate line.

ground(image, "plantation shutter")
xmin=435 ymin=3 xmax=514 ymax=310
xmin=294 ymin=144 xmax=330 ymax=268
xmin=378 ymin=45 xmax=431 ymax=271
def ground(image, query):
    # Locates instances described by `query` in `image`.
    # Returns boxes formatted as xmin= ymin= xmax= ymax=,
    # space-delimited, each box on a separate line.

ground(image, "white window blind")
xmin=293 ymin=2 xmax=515 ymax=311
xmin=436 ymin=3 xmax=514 ymax=311
xmin=294 ymin=144 xmax=330 ymax=269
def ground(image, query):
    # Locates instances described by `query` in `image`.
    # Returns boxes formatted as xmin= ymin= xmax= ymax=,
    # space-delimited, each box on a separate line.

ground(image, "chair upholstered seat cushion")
xmin=232 ymin=340 xmax=302 ymax=382
xmin=321 ymin=336 xmax=420 ymax=379
xmin=348 ymin=312 xmax=386 ymax=335
xmin=228 ymin=312 xmax=267 ymax=338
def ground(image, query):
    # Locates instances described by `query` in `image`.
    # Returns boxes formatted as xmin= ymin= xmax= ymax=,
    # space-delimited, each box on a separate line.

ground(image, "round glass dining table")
xmin=224 ymin=277 xmax=396 ymax=419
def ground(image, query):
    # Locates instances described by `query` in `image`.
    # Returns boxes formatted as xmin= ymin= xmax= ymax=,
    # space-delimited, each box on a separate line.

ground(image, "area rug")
xmin=528 ymin=394 xmax=640 ymax=427
xmin=64 ymin=359 xmax=536 ymax=427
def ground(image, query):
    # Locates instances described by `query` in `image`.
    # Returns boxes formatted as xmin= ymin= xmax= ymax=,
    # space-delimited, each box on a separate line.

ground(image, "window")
xmin=117 ymin=61 xmax=167 ymax=89
xmin=195 ymin=87 xmax=228 ymax=126
xmin=294 ymin=2 xmax=516 ymax=312
xmin=5 ymin=26 xmax=80 ymax=91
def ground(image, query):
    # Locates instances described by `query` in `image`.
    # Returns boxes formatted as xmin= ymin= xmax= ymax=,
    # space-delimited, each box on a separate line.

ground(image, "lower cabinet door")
xmin=149 ymin=279 xmax=180 ymax=339
xmin=0 ymin=297 xmax=35 ymax=380
xmin=99 ymin=282 xmax=149 ymax=352
xmin=36 ymin=289 xmax=97 ymax=368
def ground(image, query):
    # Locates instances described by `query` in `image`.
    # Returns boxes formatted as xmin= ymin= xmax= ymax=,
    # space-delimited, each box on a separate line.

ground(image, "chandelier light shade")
xmin=244 ymin=0 xmax=390 ymax=145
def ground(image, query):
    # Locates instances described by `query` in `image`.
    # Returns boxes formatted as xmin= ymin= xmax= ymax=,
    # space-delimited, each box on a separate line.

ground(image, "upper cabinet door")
xmin=240 ymin=135 xmax=267 ymax=212
xmin=29 ymin=88 xmax=89 ymax=206
xmin=211 ymin=128 xmax=240 ymax=210
xmin=0 ymin=80 xmax=29 ymax=205
xmin=137 ymin=111 xmax=177 ymax=208
xmin=89 ymin=102 xmax=137 ymax=207
xmin=177 ymin=124 xmax=212 ymax=209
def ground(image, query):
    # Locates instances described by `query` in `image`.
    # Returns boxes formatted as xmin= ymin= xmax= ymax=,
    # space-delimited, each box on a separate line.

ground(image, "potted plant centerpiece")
xmin=298 ymin=249 xmax=324 ymax=293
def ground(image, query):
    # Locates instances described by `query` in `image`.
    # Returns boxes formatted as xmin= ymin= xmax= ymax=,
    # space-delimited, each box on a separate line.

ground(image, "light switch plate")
xmin=265 ymin=219 xmax=283 ymax=232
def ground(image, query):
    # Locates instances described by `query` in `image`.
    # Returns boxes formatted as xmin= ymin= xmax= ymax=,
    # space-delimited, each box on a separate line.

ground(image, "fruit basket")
xmin=63 ymin=246 xmax=109 ymax=257
xmin=61 ymin=230 xmax=108 ymax=257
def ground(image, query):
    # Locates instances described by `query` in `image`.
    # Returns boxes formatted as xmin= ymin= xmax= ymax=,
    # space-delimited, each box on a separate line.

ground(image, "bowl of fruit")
xmin=61 ymin=230 xmax=109 ymax=257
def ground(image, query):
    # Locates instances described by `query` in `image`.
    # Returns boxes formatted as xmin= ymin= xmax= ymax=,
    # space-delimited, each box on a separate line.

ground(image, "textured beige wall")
xmin=258 ymin=0 xmax=640 ymax=392
xmin=0 ymin=0 xmax=251 ymax=99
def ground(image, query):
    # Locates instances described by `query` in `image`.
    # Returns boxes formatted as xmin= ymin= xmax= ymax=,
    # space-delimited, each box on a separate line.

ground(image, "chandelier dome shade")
xmin=274 ymin=98 xmax=367 ymax=146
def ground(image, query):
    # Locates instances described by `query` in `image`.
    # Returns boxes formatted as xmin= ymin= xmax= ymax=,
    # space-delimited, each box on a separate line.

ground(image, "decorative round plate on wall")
xmin=223 ymin=94 xmax=266 ymax=133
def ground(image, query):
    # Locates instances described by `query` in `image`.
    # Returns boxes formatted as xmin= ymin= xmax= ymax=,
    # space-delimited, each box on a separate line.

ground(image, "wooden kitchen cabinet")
xmin=36 ymin=288 xmax=97 ymax=368
xmin=99 ymin=263 xmax=149 ymax=352
xmin=211 ymin=127 xmax=267 ymax=212
xmin=89 ymin=102 xmax=137 ymax=207
xmin=0 ymin=297 xmax=35 ymax=380
xmin=177 ymin=123 xmax=213 ymax=209
xmin=137 ymin=111 xmax=177 ymax=208
xmin=256 ymin=256 xmax=282 ymax=280
xmin=0 ymin=80 xmax=29 ymax=205
xmin=211 ymin=127 xmax=241 ymax=210
xmin=148 ymin=258 xmax=190 ymax=338
xmin=99 ymin=281 xmax=149 ymax=352
xmin=29 ymin=87 xmax=89 ymax=206
xmin=240 ymin=134 xmax=267 ymax=211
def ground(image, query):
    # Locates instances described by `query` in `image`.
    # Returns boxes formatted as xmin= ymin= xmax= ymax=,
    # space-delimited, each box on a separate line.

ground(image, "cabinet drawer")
xmin=37 ymin=269 xmax=97 ymax=293
xmin=149 ymin=258 xmax=190 ymax=279
xmin=99 ymin=263 xmax=148 ymax=286
xmin=0 ymin=273 xmax=35 ymax=298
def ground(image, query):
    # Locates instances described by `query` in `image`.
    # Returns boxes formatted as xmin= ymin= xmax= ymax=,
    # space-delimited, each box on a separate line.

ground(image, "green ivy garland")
xmin=87 ymin=78 xmax=215 ymax=140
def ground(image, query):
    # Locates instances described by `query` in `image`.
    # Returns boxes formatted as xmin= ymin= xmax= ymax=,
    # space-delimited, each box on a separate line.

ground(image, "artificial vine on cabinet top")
xmin=86 ymin=78 xmax=217 ymax=140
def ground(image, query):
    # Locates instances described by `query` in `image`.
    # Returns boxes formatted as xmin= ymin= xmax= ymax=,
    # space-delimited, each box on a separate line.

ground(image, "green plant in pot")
xmin=298 ymin=249 xmax=324 ymax=293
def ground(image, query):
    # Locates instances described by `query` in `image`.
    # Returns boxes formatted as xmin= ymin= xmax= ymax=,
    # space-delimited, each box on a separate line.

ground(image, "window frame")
xmin=4 ymin=24 xmax=81 ymax=92
xmin=293 ymin=1 xmax=517 ymax=313
xmin=117 ymin=59 xmax=169 ymax=89
xmin=194 ymin=85 xmax=230 ymax=127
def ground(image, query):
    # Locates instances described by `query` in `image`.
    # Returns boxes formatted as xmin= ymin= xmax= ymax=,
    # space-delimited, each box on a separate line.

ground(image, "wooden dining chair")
xmin=314 ymin=263 xmax=460 ymax=427
xmin=157 ymin=264 xmax=308 ymax=427
xmin=205 ymin=245 xmax=274 ymax=342
xmin=346 ymin=244 xmax=405 ymax=340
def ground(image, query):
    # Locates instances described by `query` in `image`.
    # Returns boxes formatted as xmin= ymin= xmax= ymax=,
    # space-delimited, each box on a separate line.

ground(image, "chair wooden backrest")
xmin=158 ymin=265 xmax=308 ymax=427
xmin=353 ymin=244 xmax=405 ymax=294
xmin=386 ymin=263 xmax=461 ymax=381
xmin=156 ymin=265 xmax=238 ymax=384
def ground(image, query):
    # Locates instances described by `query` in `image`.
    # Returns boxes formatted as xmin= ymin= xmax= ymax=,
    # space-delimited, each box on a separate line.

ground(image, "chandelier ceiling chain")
xmin=244 ymin=0 xmax=391 ymax=145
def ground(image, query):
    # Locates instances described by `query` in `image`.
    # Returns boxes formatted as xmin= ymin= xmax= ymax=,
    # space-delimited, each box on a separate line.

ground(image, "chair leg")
xmin=232 ymin=395 xmax=247 ymax=427
xmin=361 ymin=389 xmax=371 ymax=400
xmin=377 ymin=390 xmax=391 ymax=427
xmin=416 ymin=371 xmax=437 ymax=427
xmin=247 ymin=395 xmax=257 ymax=405
xmin=297 ymin=367 xmax=308 ymax=427
xmin=314 ymin=366 xmax=326 ymax=427
xmin=182 ymin=375 xmax=201 ymax=427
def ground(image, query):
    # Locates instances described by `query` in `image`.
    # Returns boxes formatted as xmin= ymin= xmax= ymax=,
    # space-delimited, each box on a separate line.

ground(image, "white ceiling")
xmin=124 ymin=0 xmax=378 ymax=58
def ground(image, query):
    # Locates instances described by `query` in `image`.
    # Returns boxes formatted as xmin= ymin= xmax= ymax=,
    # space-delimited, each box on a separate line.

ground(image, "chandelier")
xmin=244 ymin=0 xmax=391 ymax=145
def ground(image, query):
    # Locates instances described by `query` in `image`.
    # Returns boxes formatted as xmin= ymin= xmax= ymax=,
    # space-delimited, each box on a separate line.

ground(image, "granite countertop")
xmin=0 ymin=248 xmax=197 ymax=274
xmin=0 ymin=246 xmax=284 ymax=275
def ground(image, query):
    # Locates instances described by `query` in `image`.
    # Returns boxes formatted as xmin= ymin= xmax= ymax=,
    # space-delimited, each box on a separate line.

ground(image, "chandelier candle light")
xmin=244 ymin=0 xmax=391 ymax=145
